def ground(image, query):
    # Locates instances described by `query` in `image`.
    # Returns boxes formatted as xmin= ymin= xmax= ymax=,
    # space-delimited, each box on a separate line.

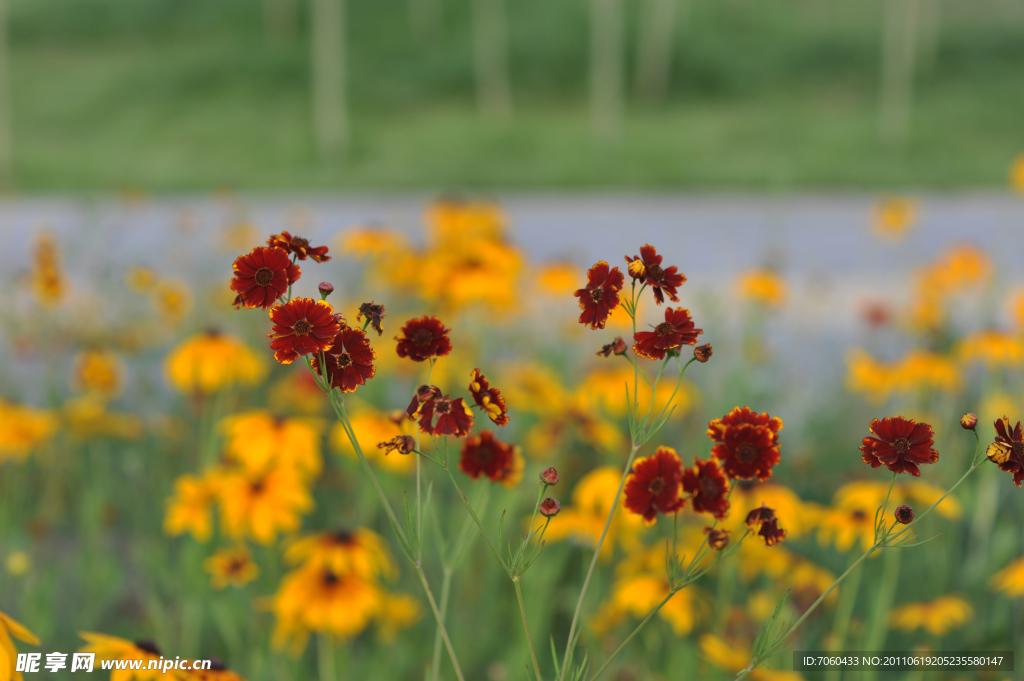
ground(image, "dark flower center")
xmin=135 ymin=640 xmax=161 ymax=656
xmin=337 ymin=352 xmax=352 ymax=368
xmin=293 ymin=320 xmax=312 ymax=336
xmin=589 ymin=287 xmax=604 ymax=303
xmin=254 ymin=267 xmax=274 ymax=286
xmin=852 ymin=509 xmax=867 ymax=521
xmin=250 ymin=480 xmax=266 ymax=494
xmin=894 ymin=438 xmax=910 ymax=453
xmin=1013 ymin=442 xmax=1024 ymax=458
xmin=736 ymin=443 xmax=759 ymax=464
xmin=648 ymin=477 xmax=666 ymax=495
xmin=290 ymin=236 xmax=309 ymax=249
xmin=647 ymin=264 xmax=665 ymax=282
xmin=413 ymin=329 xmax=433 ymax=346
xmin=655 ymin=322 xmax=676 ymax=337
xmin=699 ymin=476 xmax=721 ymax=498
xmin=332 ymin=530 xmax=354 ymax=544
xmin=476 ymin=447 xmax=493 ymax=464
xmin=435 ymin=400 xmax=452 ymax=414
xmin=322 ymin=570 xmax=339 ymax=585
xmin=227 ymin=558 xmax=247 ymax=574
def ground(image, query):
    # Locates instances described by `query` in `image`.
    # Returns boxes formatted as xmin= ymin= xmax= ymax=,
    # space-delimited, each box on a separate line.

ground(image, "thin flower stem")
xmin=514 ymin=577 xmax=543 ymax=680
xmin=429 ymin=568 xmax=454 ymax=681
xmin=415 ymin=561 xmax=466 ymax=681
xmin=416 ymin=358 xmax=436 ymax=563
xmin=317 ymin=633 xmax=335 ymax=681
xmin=444 ymin=464 xmax=514 ymax=579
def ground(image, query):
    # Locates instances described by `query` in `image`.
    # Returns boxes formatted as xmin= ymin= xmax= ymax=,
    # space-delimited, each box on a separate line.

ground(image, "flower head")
xmin=1 ymin=608 xmax=39 ymax=681
xmin=204 ymin=546 xmax=259 ymax=589
xmin=78 ymin=633 xmax=175 ymax=681
xmin=283 ymin=528 xmax=396 ymax=580
xmin=231 ymin=246 xmax=301 ymax=310
xmin=459 ymin=431 xmax=523 ymax=487
xmin=469 ymin=368 xmax=510 ymax=427
xmin=409 ymin=390 xmax=475 ymax=438
xmin=574 ymin=261 xmax=625 ymax=330
xmin=860 ymin=417 xmax=939 ymax=477
xmin=624 ymin=244 xmax=686 ymax=305
xmin=310 ymin=327 xmax=376 ymax=392
xmin=378 ymin=435 xmax=415 ymax=456
xmin=540 ymin=466 xmax=559 ymax=485
xmin=623 ymin=446 xmax=686 ymax=523
xmin=268 ymin=298 xmax=342 ymax=364
xmin=894 ymin=505 xmax=915 ymax=524
xmin=357 ymin=302 xmax=386 ymax=336
xmin=704 ymin=527 xmax=730 ymax=550
xmin=267 ymin=231 xmax=331 ymax=262
xmin=597 ymin=337 xmax=627 ymax=357
xmin=745 ymin=504 xmax=787 ymax=546
xmin=707 ymin=407 xmax=784 ymax=481
xmin=318 ymin=281 xmax=334 ymax=298
xmin=165 ymin=331 xmax=266 ymax=394
xmin=694 ymin=343 xmax=713 ymax=363
xmin=682 ymin=457 xmax=731 ymax=519
xmin=890 ymin=596 xmax=973 ymax=636
xmin=632 ymin=307 xmax=703 ymax=360
xmin=986 ymin=416 xmax=1024 ymax=486
xmin=395 ymin=316 xmax=452 ymax=362
xmin=540 ymin=497 xmax=561 ymax=517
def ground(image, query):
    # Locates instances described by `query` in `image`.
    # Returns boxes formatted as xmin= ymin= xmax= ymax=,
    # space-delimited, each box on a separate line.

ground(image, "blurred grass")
xmin=6 ymin=0 xmax=1024 ymax=190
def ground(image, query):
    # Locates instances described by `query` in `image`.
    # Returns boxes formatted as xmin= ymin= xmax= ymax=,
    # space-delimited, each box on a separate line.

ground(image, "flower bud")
xmin=318 ymin=282 xmax=334 ymax=299
xmin=540 ymin=467 xmax=559 ymax=486
xmin=894 ymin=505 xmax=914 ymax=524
xmin=960 ymin=413 xmax=978 ymax=430
xmin=703 ymin=527 xmax=729 ymax=550
xmin=694 ymin=344 xmax=713 ymax=363
xmin=539 ymin=497 xmax=561 ymax=517
xmin=596 ymin=337 xmax=627 ymax=358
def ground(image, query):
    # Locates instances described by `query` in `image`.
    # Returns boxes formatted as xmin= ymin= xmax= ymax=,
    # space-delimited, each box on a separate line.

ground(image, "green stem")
xmin=824 ymin=553 xmax=864 ymax=681
xmin=444 ymin=465 xmax=513 ymax=578
xmin=415 ymin=562 xmax=466 ymax=681
xmin=514 ymin=577 xmax=543 ymax=680
xmin=862 ymin=547 xmax=901 ymax=681
xmin=317 ymin=633 xmax=335 ymax=681
xmin=429 ymin=568 xmax=454 ymax=681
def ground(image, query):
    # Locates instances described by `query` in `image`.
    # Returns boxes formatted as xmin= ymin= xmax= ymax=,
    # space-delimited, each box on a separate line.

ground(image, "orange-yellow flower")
xmin=164 ymin=331 xmax=266 ymax=395
xmin=283 ymin=528 xmax=397 ymax=581
xmin=77 ymin=633 xmax=177 ymax=681
xmin=164 ymin=472 xmax=219 ymax=543
xmin=220 ymin=411 xmax=323 ymax=480
xmin=889 ymin=596 xmax=973 ymax=636
xmin=204 ymin=546 xmax=260 ymax=589
xmin=216 ymin=466 xmax=313 ymax=545
xmin=1 ymin=610 xmax=39 ymax=681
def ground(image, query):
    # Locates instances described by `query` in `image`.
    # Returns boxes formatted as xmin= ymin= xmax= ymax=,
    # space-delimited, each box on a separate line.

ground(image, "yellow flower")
xmin=540 ymin=467 xmax=642 ymax=560
xmin=418 ymin=235 xmax=523 ymax=312
xmin=846 ymin=349 xmax=961 ymax=402
xmin=990 ymin=556 xmax=1024 ymax=597
xmin=267 ymin=564 xmax=383 ymax=656
xmin=889 ymin=595 xmax=973 ymax=636
xmin=204 ymin=546 xmax=259 ymax=589
xmin=216 ymin=465 xmax=313 ymax=545
xmin=724 ymin=484 xmax=809 ymax=540
xmin=699 ymin=634 xmax=749 ymax=673
xmin=125 ymin=267 xmax=157 ymax=293
xmin=220 ymin=411 xmax=324 ymax=480
xmin=576 ymin=365 xmax=694 ymax=420
xmin=0 ymin=400 xmax=57 ymax=463
xmin=72 ymin=348 xmax=122 ymax=397
xmin=268 ymin=371 xmax=327 ymax=416
xmin=501 ymin=363 xmax=568 ymax=416
xmin=736 ymin=269 xmax=787 ymax=307
xmin=935 ymin=244 xmax=992 ymax=291
xmin=4 ymin=551 xmax=30 ymax=577
xmin=220 ymin=221 xmax=260 ymax=252
xmin=1011 ymin=153 xmax=1024 ymax=192
xmin=330 ymin=404 xmax=418 ymax=475
xmin=375 ymin=593 xmax=422 ymax=643
xmin=283 ymin=528 xmax=397 ymax=581
xmin=62 ymin=395 xmax=143 ymax=440
xmin=957 ymin=330 xmax=1024 ymax=369
xmin=29 ymin=233 xmax=67 ymax=307
xmin=536 ymin=262 xmax=581 ymax=296
xmin=591 ymin=574 xmax=706 ymax=637
xmin=846 ymin=349 xmax=894 ymax=404
xmin=164 ymin=472 xmax=219 ymax=542
xmin=872 ymin=196 xmax=917 ymax=240
xmin=739 ymin=543 xmax=836 ymax=603
xmin=78 ymin=633 xmax=179 ymax=681
xmin=164 ymin=331 xmax=266 ymax=395
xmin=1009 ymin=289 xmax=1024 ymax=329
xmin=1 ymin=610 xmax=39 ymax=681
xmin=152 ymin=278 xmax=193 ymax=325
xmin=336 ymin=227 xmax=410 ymax=259
xmin=426 ymin=198 xmax=506 ymax=245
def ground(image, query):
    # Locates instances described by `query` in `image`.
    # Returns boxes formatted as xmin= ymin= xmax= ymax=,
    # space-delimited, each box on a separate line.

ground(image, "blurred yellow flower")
xmin=72 ymin=348 xmax=122 ymax=397
xmin=268 ymin=371 xmax=326 ymax=416
xmin=29 ymin=232 xmax=67 ymax=307
xmin=725 ymin=484 xmax=809 ymax=540
xmin=283 ymin=528 xmax=397 ymax=581
xmin=63 ymin=395 xmax=144 ymax=440
xmin=220 ymin=221 xmax=260 ymax=252
xmin=990 ymin=556 xmax=1024 ymax=597
xmin=0 ymin=400 xmax=57 ymax=463
xmin=699 ymin=634 xmax=748 ymax=673
xmin=216 ymin=465 xmax=313 ymax=545
xmin=935 ymin=244 xmax=992 ymax=291
xmin=872 ymin=196 xmax=917 ymax=240
xmin=164 ymin=331 xmax=266 ymax=395
xmin=739 ymin=543 xmax=836 ymax=604
xmin=576 ymin=365 xmax=694 ymax=420
xmin=1 ymin=610 xmax=39 ymax=681
xmin=221 ymin=411 xmax=324 ymax=480
xmin=4 ymin=551 xmax=30 ymax=577
xmin=78 ymin=632 xmax=177 ymax=681
xmin=889 ymin=595 xmax=973 ymax=636
xmin=426 ymin=198 xmax=506 ymax=245
xmin=541 ymin=467 xmax=642 ymax=560
xmin=419 ymin=236 xmax=523 ymax=312
xmin=590 ymin=574 xmax=706 ymax=637
xmin=330 ymin=405 xmax=417 ymax=475
xmin=1010 ymin=153 xmax=1024 ymax=192
xmin=204 ymin=546 xmax=259 ymax=589
xmin=375 ymin=593 xmax=422 ymax=643
xmin=536 ymin=262 xmax=581 ymax=296
xmin=736 ymin=269 xmax=787 ymax=307
xmin=125 ymin=266 xmax=157 ymax=293
xmin=846 ymin=348 xmax=961 ymax=403
xmin=981 ymin=391 xmax=1018 ymax=425
xmin=164 ymin=472 xmax=219 ymax=542
xmin=336 ymin=227 xmax=410 ymax=259
xmin=152 ymin=278 xmax=193 ymax=325
xmin=957 ymin=330 xmax=1024 ymax=369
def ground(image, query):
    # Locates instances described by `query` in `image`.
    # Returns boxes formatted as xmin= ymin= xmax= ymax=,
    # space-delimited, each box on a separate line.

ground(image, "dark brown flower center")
xmin=736 ymin=443 xmax=758 ymax=464
xmin=135 ymin=640 xmax=161 ymax=656
xmin=655 ymin=322 xmax=676 ymax=337
xmin=290 ymin=236 xmax=309 ymax=249
xmin=894 ymin=438 xmax=910 ymax=453
xmin=322 ymin=570 xmax=339 ymax=585
xmin=413 ymin=329 xmax=433 ymax=346
xmin=337 ymin=352 xmax=352 ymax=368
xmin=699 ymin=476 xmax=721 ymax=498
xmin=250 ymin=479 xmax=266 ymax=494
xmin=647 ymin=264 xmax=665 ymax=282
xmin=227 ymin=558 xmax=247 ymax=574
xmin=293 ymin=320 xmax=312 ymax=336
xmin=589 ymin=287 xmax=604 ymax=303
xmin=852 ymin=509 xmax=867 ymax=521
xmin=648 ymin=477 xmax=666 ymax=495
xmin=476 ymin=447 xmax=493 ymax=464
xmin=434 ymin=400 xmax=452 ymax=414
xmin=1013 ymin=441 xmax=1024 ymax=458
xmin=254 ymin=267 xmax=274 ymax=286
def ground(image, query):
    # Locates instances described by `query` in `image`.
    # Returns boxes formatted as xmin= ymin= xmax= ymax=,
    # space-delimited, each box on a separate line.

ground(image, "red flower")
xmin=707 ymin=407 xmax=783 ymax=481
xmin=859 ymin=417 xmax=939 ymax=477
xmin=540 ymin=467 xmax=559 ymax=485
xmin=311 ymin=327 xmax=376 ymax=392
xmin=632 ymin=307 xmax=703 ymax=360
xmin=986 ymin=416 xmax=1024 ymax=486
xmin=682 ymin=457 xmax=731 ymax=520
xmin=459 ymin=430 xmax=520 ymax=484
xmin=406 ymin=384 xmax=442 ymax=419
xmin=267 ymin=298 xmax=342 ymax=364
xmin=469 ymin=369 xmax=509 ymax=427
xmin=707 ymin=407 xmax=784 ymax=444
xmin=378 ymin=435 xmax=416 ymax=456
xmin=596 ymin=338 xmax=627 ymax=357
xmin=623 ymin=446 xmax=686 ymax=523
xmin=624 ymin=244 xmax=686 ymax=305
xmin=704 ymin=527 xmax=730 ymax=550
xmin=574 ymin=261 xmax=625 ymax=330
xmin=267 ymin=231 xmax=331 ymax=262
xmin=744 ymin=504 xmax=786 ymax=546
xmin=357 ymin=302 xmax=386 ymax=336
xmin=395 ymin=316 xmax=453 ymax=362
xmin=230 ymin=246 xmax=301 ymax=310
xmin=744 ymin=504 xmax=776 ymax=528
xmin=540 ymin=498 xmax=561 ymax=517
xmin=411 ymin=392 xmax=475 ymax=438
xmin=694 ymin=344 xmax=713 ymax=363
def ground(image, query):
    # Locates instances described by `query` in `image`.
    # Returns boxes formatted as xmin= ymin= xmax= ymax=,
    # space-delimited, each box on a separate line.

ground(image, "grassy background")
xmin=7 ymin=0 xmax=1024 ymax=191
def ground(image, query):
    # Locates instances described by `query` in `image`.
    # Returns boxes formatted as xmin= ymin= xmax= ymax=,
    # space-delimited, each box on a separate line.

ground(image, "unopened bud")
xmin=960 ymin=413 xmax=978 ymax=430
xmin=539 ymin=497 xmax=561 ymax=517
xmin=540 ymin=467 xmax=559 ymax=486
xmin=318 ymin=282 xmax=334 ymax=299
xmin=694 ymin=344 xmax=713 ymax=363
xmin=894 ymin=505 xmax=914 ymax=524
xmin=703 ymin=527 xmax=729 ymax=550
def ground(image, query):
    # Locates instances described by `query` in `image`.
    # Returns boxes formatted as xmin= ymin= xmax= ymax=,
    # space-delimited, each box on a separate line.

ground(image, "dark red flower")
xmin=624 ymin=244 xmax=687 ymax=305
xmin=395 ymin=316 xmax=453 ymax=362
xmin=230 ymin=246 xmax=301 ymax=310
xmin=623 ymin=446 xmax=686 ymax=523
xmin=267 ymin=231 xmax=331 ymax=262
xmin=459 ymin=430 xmax=520 ymax=483
xmin=357 ymin=302 xmax=386 ymax=336
xmin=574 ymin=261 xmax=625 ymax=330
xmin=682 ymin=457 xmax=731 ymax=520
xmin=632 ymin=307 xmax=703 ymax=360
xmin=318 ymin=282 xmax=334 ymax=298
xmin=469 ymin=368 xmax=509 ymax=427
xmin=539 ymin=498 xmax=561 ymax=517
xmin=405 ymin=384 xmax=443 ymax=420
xmin=744 ymin=504 xmax=776 ymax=529
xmin=894 ymin=505 xmax=915 ymax=524
xmin=859 ymin=417 xmax=939 ymax=477
xmin=378 ymin=435 xmax=416 ymax=456
xmin=540 ymin=467 xmax=559 ymax=485
xmin=310 ymin=327 xmax=376 ymax=392
xmin=757 ymin=518 xmax=787 ymax=546
xmin=597 ymin=337 xmax=627 ymax=357
xmin=707 ymin=407 xmax=784 ymax=443
xmin=694 ymin=344 xmax=713 ymax=363
xmin=986 ymin=416 xmax=1024 ymax=487
xmin=412 ymin=393 xmax=475 ymax=438
xmin=267 ymin=298 xmax=341 ymax=364
xmin=960 ymin=413 xmax=978 ymax=430
xmin=707 ymin=407 xmax=783 ymax=481
xmin=704 ymin=527 xmax=730 ymax=550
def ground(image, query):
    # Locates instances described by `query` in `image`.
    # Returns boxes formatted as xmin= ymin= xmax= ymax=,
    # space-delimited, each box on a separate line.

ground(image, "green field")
xmin=7 ymin=0 xmax=1024 ymax=190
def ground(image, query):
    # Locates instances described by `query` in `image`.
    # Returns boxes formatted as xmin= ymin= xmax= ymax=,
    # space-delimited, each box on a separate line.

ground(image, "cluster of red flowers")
xmin=859 ymin=416 xmax=939 ymax=477
xmin=707 ymin=407 xmax=784 ymax=482
xmin=231 ymin=232 xmax=331 ymax=311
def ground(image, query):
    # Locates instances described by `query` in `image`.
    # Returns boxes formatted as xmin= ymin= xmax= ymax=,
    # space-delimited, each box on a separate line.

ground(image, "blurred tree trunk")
xmin=264 ymin=0 xmax=298 ymax=40
xmin=590 ymin=0 xmax=624 ymax=140
xmin=634 ymin=0 xmax=677 ymax=101
xmin=878 ymin=0 xmax=920 ymax=146
xmin=409 ymin=0 xmax=444 ymax=41
xmin=311 ymin=0 xmax=348 ymax=160
xmin=916 ymin=0 xmax=941 ymax=71
xmin=470 ymin=0 xmax=513 ymax=120
xmin=0 ymin=0 xmax=12 ymax=189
